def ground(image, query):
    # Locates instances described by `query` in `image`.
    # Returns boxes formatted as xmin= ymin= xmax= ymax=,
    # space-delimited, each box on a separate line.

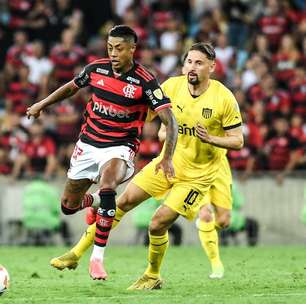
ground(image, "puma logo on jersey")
xmin=177 ymin=105 xmax=184 ymax=112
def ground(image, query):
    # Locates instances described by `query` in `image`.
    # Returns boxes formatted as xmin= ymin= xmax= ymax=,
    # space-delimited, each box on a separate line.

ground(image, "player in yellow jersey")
xmin=50 ymin=42 xmax=243 ymax=287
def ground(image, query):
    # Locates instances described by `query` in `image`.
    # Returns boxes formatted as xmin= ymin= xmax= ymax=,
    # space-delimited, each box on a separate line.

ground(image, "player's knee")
xmin=199 ymin=208 xmax=213 ymax=223
xmin=100 ymin=168 xmax=121 ymax=190
xmin=61 ymin=196 xmax=80 ymax=215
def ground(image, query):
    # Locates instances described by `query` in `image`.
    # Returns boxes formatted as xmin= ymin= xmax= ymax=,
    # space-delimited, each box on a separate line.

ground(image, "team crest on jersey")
xmin=202 ymin=108 xmax=212 ymax=119
xmin=123 ymin=84 xmax=137 ymax=98
xmin=153 ymin=88 xmax=163 ymax=100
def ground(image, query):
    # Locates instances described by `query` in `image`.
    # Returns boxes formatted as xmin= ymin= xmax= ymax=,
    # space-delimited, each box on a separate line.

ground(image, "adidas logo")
xmin=97 ymin=79 xmax=104 ymax=86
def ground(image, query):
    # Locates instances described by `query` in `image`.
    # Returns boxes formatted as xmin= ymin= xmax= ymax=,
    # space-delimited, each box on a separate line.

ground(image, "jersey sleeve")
xmin=73 ymin=65 xmax=91 ymax=88
xmin=222 ymin=91 xmax=242 ymax=130
xmin=143 ymin=78 xmax=171 ymax=112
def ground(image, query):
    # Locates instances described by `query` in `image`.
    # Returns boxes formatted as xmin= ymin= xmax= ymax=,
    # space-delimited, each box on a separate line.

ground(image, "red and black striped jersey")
xmin=73 ymin=58 xmax=171 ymax=151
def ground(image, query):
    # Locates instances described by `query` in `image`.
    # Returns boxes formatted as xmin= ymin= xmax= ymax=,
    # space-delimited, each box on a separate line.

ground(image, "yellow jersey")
xmin=159 ymin=75 xmax=242 ymax=181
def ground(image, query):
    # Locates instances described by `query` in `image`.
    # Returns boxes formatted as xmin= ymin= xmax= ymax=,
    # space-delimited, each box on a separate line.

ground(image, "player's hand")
xmin=155 ymin=158 xmax=175 ymax=179
xmin=196 ymin=123 xmax=211 ymax=143
xmin=26 ymin=102 xmax=43 ymax=119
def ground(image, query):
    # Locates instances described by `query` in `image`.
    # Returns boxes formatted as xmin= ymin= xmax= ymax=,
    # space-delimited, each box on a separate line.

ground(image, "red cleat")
xmin=89 ymin=259 xmax=108 ymax=280
xmin=86 ymin=207 xmax=97 ymax=225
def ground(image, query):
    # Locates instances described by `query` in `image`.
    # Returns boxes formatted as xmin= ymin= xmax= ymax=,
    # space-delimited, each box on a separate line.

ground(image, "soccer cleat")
xmin=50 ymin=251 xmax=79 ymax=270
xmin=209 ymin=263 xmax=224 ymax=279
xmin=86 ymin=207 xmax=97 ymax=225
xmin=89 ymin=259 xmax=108 ymax=280
xmin=127 ymin=274 xmax=163 ymax=290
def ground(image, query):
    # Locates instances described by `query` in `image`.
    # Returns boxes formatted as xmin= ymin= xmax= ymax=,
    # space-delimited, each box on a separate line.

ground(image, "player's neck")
xmin=112 ymin=60 xmax=134 ymax=75
xmin=188 ymin=79 xmax=211 ymax=97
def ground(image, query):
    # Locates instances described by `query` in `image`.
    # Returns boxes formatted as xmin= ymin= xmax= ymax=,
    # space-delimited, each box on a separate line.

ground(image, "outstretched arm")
xmin=26 ymin=80 xmax=79 ymax=119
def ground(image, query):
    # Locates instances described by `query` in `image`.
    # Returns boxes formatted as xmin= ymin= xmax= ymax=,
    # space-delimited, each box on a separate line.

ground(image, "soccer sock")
xmin=112 ymin=207 xmax=126 ymax=229
xmin=145 ymin=232 xmax=169 ymax=278
xmin=80 ymin=192 xmax=101 ymax=209
xmin=71 ymin=207 xmax=126 ymax=258
xmin=92 ymin=189 xmax=116 ymax=260
xmin=198 ymin=220 xmax=221 ymax=268
xmin=72 ymin=224 xmax=96 ymax=258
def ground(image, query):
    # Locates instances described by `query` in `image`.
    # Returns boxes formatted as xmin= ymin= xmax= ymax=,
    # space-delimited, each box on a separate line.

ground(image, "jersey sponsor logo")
xmin=178 ymin=123 xmax=196 ymax=136
xmin=127 ymin=76 xmax=140 ymax=84
xmin=153 ymin=88 xmax=163 ymax=100
xmin=96 ymin=68 xmax=109 ymax=75
xmin=145 ymin=89 xmax=158 ymax=105
xmin=123 ymin=84 xmax=137 ymax=98
xmin=202 ymin=108 xmax=212 ymax=119
xmin=97 ymin=79 xmax=104 ymax=86
xmin=93 ymin=101 xmax=130 ymax=118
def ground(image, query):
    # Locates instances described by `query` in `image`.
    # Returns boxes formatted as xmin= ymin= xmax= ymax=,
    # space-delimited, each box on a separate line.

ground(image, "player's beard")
xmin=187 ymin=73 xmax=200 ymax=85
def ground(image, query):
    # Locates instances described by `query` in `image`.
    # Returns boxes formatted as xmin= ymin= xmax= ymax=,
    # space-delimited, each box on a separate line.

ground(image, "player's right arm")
xmin=26 ymin=81 xmax=79 ymax=119
xmin=27 ymin=64 xmax=91 ymax=119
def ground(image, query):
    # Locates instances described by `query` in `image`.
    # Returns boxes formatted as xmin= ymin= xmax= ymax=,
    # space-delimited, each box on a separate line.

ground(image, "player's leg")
xmin=60 ymin=178 xmax=93 ymax=214
xmin=198 ymin=159 xmax=232 ymax=279
xmin=50 ymin=178 xmax=92 ymax=270
xmin=128 ymin=205 xmax=179 ymax=290
xmin=50 ymin=182 xmax=148 ymax=272
xmin=89 ymin=158 xmax=128 ymax=279
xmin=198 ymin=202 xmax=224 ymax=279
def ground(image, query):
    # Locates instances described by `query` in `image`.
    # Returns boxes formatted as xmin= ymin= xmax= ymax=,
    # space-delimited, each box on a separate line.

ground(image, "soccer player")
xmin=26 ymin=25 xmax=178 ymax=280
xmin=51 ymin=42 xmax=243 ymax=286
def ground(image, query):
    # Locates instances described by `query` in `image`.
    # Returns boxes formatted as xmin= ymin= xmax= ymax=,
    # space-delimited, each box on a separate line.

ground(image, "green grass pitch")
xmin=1 ymin=246 xmax=306 ymax=304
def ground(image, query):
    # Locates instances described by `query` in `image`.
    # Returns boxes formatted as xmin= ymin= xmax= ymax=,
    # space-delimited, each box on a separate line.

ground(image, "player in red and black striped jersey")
xmin=27 ymin=25 xmax=178 ymax=280
xmin=73 ymin=55 xmax=170 ymax=152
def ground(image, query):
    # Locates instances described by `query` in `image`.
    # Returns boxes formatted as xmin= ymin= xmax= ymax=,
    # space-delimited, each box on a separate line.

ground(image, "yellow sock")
xmin=71 ymin=207 xmax=126 ymax=258
xmin=145 ymin=232 xmax=169 ymax=278
xmin=112 ymin=207 xmax=126 ymax=229
xmin=198 ymin=220 xmax=221 ymax=268
xmin=72 ymin=224 xmax=95 ymax=258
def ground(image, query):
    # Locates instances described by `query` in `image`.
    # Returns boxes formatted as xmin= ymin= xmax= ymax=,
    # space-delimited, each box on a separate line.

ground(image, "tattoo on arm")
xmin=42 ymin=81 xmax=79 ymax=108
xmin=158 ymin=108 xmax=178 ymax=159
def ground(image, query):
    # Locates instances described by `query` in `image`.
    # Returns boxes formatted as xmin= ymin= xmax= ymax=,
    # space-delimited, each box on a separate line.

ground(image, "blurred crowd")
xmin=0 ymin=0 xmax=305 ymax=182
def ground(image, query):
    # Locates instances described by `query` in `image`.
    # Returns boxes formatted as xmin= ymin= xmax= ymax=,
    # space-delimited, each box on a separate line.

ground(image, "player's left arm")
xmin=196 ymin=91 xmax=244 ymax=149
xmin=157 ymin=107 xmax=178 ymax=160
xmin=144 ymin=78 xmax=178 ymax=178
xmin=196 ymin=125 xmax=244 ymax=150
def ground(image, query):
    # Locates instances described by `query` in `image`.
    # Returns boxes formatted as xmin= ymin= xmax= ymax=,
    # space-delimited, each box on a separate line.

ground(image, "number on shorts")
xmin=72 ymin=145 xmax=84 ymax=160
xmin=184 ymin=189 xmax=199 ymax=206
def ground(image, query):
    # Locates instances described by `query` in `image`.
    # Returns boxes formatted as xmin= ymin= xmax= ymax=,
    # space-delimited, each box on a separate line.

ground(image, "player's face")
xmin=184 ymin=50 xmax=215 ymax=85
xmin=107 ymin=36 xmax=136 ymax=72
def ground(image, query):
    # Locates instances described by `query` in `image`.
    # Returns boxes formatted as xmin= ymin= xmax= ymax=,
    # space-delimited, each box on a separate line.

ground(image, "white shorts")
xmin=67 ymin=139 xmax=135 ymax=183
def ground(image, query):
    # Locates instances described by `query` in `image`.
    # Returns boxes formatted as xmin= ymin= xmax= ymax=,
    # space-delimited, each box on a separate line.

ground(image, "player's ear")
xmin=130 ymin=43 xmax=136 ymax=55
xmin=209 ymin=60 xmax=216 ymax=74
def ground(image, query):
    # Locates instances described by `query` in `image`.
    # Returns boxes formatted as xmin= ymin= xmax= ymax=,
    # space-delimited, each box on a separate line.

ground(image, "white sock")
xmin=91 ymin=191 xmax=101 ymax=208
xmin=90 ymin=245 xmax=105 ymax=261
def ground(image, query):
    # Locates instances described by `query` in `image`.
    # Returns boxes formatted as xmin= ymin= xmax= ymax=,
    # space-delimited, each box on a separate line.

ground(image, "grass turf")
xmin=0 ymin=246 xmax=306 ymax=304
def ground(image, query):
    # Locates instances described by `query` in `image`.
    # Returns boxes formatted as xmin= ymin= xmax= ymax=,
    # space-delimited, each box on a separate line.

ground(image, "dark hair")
xmin=183 ymin=42 xmax=216 ymax=62
xmin=108 ymin=25 xmax=138 ymax=43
